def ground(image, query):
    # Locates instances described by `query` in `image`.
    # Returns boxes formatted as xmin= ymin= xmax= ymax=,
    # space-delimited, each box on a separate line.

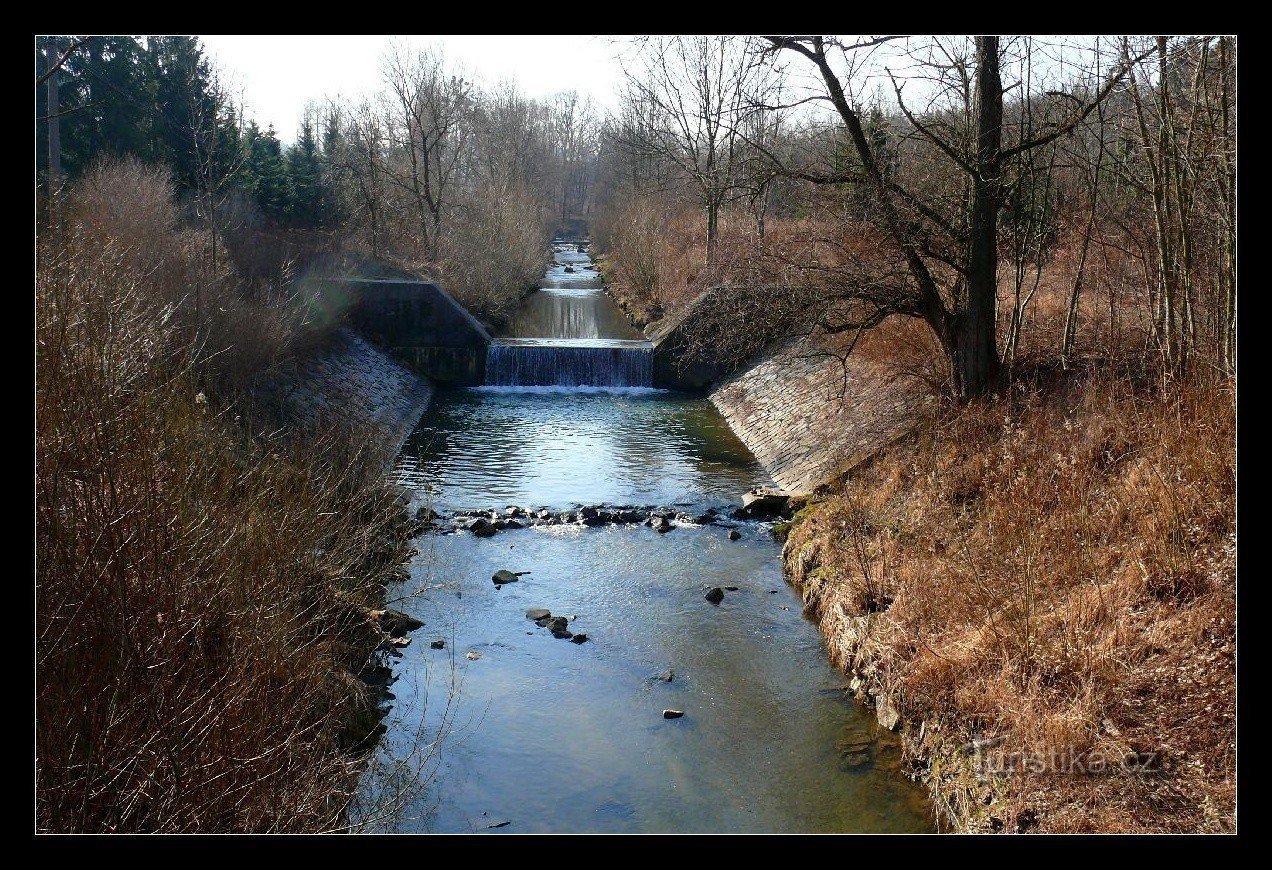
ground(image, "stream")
xmin=354 ymin=239 xmax=935 ymax=833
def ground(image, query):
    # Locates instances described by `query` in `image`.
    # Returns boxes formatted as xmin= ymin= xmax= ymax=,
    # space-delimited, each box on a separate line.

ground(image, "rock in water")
xmin=705 ymin=587 xmax=725 ymax=604
xmin=466 ymin=650 xmax=482 ymax=660
xmin=430 ymin=639 xmax=445 ymax=649
xmin=376 ymin=608 xmax=424 ymax=635
xmin=724 ymin=585 xmax=739 ymax=591
xmin=728 ymin=529 xmax=742 ymax=541
xmin=741 ymin=487 xmax=791 ymax=516
xmin=552 ymin=629 xmax=574 ymax=640
xmin=492 ymin=569 xmax=519 ymax=585
xmin=663 ymin=709 xmax=685 ymax=719
xmin=469 ymin=517 xmax=497 ymax=537
xmin=546 ymin=616 xmax=569 ymax=633
xmin=657 ymin=670 xmax=674 ymax=682
xmin=525 ymin=608 xmax=552 ymax=621
xmin=570 ymin=633 xmax=589 ymax=644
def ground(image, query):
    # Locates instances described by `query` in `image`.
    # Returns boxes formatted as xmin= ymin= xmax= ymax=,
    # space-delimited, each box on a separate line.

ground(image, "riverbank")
xmin=782 ymin=371 xmax=1235 ymax=833
xmin=36 ymin=162 xmax=436 ymax=833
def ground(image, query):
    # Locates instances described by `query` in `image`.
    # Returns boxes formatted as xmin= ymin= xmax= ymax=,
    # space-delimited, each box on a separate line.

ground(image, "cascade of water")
xmin=485 ymin=338 xmax=653 ymax=387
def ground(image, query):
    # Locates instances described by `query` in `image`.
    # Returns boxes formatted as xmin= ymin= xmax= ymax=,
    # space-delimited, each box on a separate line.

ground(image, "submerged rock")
xmin=657 ymin=670 xmax=674 ymax=683
xmin=705 ymin=587 xmax=725 ymax=604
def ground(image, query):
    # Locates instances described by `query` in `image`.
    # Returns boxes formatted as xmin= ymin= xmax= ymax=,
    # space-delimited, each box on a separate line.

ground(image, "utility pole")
xmin=45 ymin=35 xmax=64 ymax=222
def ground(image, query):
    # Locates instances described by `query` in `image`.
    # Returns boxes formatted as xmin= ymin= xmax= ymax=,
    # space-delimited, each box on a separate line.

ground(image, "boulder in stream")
xmin=492 ymin=569 xmax=522 ymax=585
xmin=663 ymin=709 xmax=685 ymax=719
xmin=728 ymin=529 xmax=742 ymax=541
xmin=525 ymin=608 xmax=552 ymax=621
xmin=705 ymin=587 xmax=725 ymax=604
xmin=375 ymin=608 xmax=424 ymax=636
xmin=469 ymin=517 xmax=497 ymax=537
xmin=741 ymin=487 xmax=791 ymax=516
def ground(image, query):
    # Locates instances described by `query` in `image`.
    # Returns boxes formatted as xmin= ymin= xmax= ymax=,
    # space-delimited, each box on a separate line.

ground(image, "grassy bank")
xmin=783 ymin=369 xmax=1235 ymax=833
xmin=36 ymin=161 xmax=420 ymax=832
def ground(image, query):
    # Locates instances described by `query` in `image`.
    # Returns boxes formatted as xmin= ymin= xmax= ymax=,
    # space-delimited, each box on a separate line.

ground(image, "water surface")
xmin=358 ymin=238 xmax=934 ymax=833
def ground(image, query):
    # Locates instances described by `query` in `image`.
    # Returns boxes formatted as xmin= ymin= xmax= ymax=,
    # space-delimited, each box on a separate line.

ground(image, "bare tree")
xmin=620 ymin=36 xmax=774 ymax=262
xmin=760 ymin=35 xmax=1150 ymax=399
xmin=381 ymin=43 xmax=473 ymax=262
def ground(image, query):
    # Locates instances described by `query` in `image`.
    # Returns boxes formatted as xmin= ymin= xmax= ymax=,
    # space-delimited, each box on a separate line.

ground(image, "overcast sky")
xmin=199 ymin=35 xmax=629 ymax=141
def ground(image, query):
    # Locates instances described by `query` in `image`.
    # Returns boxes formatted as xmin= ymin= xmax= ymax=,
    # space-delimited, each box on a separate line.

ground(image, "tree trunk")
xmin=958 ymin=35 xmax=1005 ymax=398
xmin=706 ymin=199 xmax=719 ymax=264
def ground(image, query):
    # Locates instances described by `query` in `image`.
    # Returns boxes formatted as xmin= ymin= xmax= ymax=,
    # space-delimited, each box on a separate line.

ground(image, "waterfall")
xmin=486 ymin=339 xmax=653 ymax=388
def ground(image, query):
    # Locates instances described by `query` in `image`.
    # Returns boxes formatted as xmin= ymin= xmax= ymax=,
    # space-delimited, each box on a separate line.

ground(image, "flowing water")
xmin=357 ymin=239 xmax=934 ymax=833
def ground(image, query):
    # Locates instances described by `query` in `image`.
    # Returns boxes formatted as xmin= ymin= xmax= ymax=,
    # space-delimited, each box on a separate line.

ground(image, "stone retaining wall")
xmin=709 ymin=336 xmax=933 ymax=494
xmin=251 ymin=328 xmax=435 ymax=454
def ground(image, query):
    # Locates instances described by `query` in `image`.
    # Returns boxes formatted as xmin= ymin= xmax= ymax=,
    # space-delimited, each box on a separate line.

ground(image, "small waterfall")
xmin=486 ymin=339 xmax=653 ymax=388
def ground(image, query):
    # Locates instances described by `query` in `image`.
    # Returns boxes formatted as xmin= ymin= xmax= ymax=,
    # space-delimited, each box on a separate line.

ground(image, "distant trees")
xmin=617 ymin=36 xmax=775 ymax=261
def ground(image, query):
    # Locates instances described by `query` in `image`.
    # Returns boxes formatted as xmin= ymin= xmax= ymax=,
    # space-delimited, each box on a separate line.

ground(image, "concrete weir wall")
xmin=316 ymin=279 xmax=493 ymax=387
xmin=708 ymin=336 xmax=933 ymax=495
xmin=251 ymin=328 xmax=435 ymax=454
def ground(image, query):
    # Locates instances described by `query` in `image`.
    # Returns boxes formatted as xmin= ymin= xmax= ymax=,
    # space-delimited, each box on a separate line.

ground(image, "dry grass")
xmin=36 ymin=160 xmax=415 ymax=832
xmin=784 ymin=370 xmax=1235 ymax=833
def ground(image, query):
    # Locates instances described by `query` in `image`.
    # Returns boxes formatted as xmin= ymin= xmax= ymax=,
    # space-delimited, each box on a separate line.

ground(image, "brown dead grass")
xmin=785 ymin=371 xmax=1235 ymax=833
xmin=37 ymin=160 xmax=414 ymax=832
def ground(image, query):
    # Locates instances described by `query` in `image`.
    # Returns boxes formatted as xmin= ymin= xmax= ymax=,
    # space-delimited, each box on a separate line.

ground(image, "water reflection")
xmin=359 ymin=238 xmax=935 ymax=833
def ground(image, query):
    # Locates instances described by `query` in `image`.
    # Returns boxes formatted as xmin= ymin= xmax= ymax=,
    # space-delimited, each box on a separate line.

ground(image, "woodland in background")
xmin=38 ymin=35 xmax=599 ymax=327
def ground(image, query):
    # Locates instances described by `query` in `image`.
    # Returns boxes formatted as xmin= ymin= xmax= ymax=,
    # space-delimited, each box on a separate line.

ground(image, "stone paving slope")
xmin=251 ymin=328 xmax=434 ymax=453
xmin=710 ymin=336 xmax=933 ymax=494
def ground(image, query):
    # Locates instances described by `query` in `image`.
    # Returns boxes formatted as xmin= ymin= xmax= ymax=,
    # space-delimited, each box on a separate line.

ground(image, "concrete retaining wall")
xmin=317 ymin=279 xmax=492 ymax=387
xmin=251 ymin=328 xmax=435 ymax=454
xmin=709 ymin=336 xmax=933 ymax=494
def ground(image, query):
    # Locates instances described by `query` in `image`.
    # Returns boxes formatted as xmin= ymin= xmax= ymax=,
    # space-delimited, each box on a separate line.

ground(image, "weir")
xmin=485 ymin=338 xmax=654 ymax=388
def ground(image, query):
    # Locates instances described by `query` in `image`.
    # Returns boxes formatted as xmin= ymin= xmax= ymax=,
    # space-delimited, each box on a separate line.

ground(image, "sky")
xmin=199 ymin=35 xmax=628 ymax=142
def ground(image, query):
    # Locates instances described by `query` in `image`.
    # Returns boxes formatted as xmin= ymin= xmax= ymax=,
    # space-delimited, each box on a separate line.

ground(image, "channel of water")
xmin=355 ymin=239 xmax=934 ymax=833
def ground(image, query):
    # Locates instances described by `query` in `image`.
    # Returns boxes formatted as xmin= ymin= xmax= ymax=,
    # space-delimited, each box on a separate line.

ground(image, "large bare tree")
xmin=760 ymin=35 xmax=1149 ymax=398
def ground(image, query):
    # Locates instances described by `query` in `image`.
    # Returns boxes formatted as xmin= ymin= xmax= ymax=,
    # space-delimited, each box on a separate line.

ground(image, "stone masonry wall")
xmin=251 ymin=328 xmax=435 ymax=454
xmin=710 ymin=336 xmax=933 ymax=494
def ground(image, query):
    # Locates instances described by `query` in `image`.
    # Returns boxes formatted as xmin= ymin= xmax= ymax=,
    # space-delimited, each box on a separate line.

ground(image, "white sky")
xmin=199 ymin=35 xmax=628 ymax=142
